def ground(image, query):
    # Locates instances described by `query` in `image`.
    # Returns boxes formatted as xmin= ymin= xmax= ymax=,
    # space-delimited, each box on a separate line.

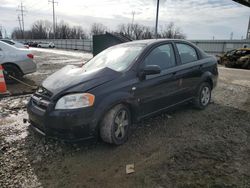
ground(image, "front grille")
xmin=35 ymin=87 xmax=52 ymax=99
xmin=32 ymin=87 xmax=53 ymax=110
xmin=32 ymin=97 xmax=49 ymax=110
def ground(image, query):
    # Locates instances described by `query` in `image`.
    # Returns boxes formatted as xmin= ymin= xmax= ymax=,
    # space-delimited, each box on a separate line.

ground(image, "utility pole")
xmin=0 ymin=25 xmax=2 ymax=39
xmin=49 ymin=0 xmax=58 ymax=39
xmin=21 ymin=1 xmax=24 ymax=32
xmin=230 ymin=32 xmax=234 ymax=40
xmin=17 ymin=1 xmax=26 ymax=39
xmin=17 ymin=15 xmax=23 ymax=38
xmin=131 ymin=11 xmax=135 ymax=25
xmin=154 ymin=0 xmax=160 ymax=39
xmin=246 ymin=16 xmax=250 ymax=40
xmin=17 ymin=16 xmax=22 ymax=32
xmin=4 ymin=28 xmax=7 ymax=38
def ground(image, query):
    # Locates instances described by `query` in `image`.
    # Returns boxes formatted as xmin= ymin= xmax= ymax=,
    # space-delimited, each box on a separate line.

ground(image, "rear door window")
xmin=2 ymin=40 xmax=15 ymax=45
xmin=176 ymin=43 xmax=198 ymax=64
xmin=144 ymin=44 xmax=176 ymax=70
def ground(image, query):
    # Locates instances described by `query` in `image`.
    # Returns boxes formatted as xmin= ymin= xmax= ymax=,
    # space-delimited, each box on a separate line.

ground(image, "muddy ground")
xmin=6 ymin=48 xmax=92 ymax=95
xmin=0 ymin=48 xmax=250 ymax=188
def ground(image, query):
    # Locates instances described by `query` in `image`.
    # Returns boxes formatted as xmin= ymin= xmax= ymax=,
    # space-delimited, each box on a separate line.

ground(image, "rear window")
xmin=176 ymin=43 xmax=198 ymax=64
xmin=2 ymin=40 xmax=15 ymax=45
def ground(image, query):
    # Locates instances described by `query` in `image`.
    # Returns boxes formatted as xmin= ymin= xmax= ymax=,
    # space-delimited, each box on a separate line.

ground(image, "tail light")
xmin=27 ymin=54 xmax=34 ymax=59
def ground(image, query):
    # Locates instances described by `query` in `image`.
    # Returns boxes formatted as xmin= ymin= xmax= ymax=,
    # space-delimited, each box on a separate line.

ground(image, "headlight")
xmin=55 ymin=93 xmax=95 ymax=109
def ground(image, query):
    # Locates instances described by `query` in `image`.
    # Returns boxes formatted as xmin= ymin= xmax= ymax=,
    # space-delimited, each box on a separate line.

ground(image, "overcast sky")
xmin=0 ymin=0 xmax=249 ymax=39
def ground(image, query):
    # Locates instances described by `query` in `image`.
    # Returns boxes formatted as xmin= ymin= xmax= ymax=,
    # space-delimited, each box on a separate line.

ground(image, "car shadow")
xmin=22 ymin=102 xmax=250 ymax=187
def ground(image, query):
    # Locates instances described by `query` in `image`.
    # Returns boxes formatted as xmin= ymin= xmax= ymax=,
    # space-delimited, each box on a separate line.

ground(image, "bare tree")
xmin=68 ymin=26 xmax=87 ymax=39
xmin=90 ymin=23 xmax=107 ymax=36
xmin=56 ymin=21 xmax=71 ymax=39
xmin=11 ymin=19 xmax=184 ymax=40
xmin=31 ymin=20 xmax=52 ymax=39
xmin=159 ymin=22 xmax=186 ymax=39
xmin=118 ymin=22 xmax=185 ymax=40
xmin=118 ymin=23 xmax=133 ymax=38
xmin=118 ymin=23 xmax=153 ymax=40
xmin=11 ymin=19 xmax=88 ymax=39
xmin=141 ymin=26 xmax=154 ymax=39
xmin=0 ymin=30 xmax=2 ymax=39
xmin=11 ymin=28 xmax=23 ymax=39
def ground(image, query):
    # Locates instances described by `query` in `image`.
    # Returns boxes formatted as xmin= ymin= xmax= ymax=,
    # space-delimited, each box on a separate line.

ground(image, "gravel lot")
xmin=0 ymin=48 xmax=250 ymax=188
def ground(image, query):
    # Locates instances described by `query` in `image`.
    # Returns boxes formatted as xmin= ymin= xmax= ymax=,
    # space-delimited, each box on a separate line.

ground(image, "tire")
xmin=2 ymin=64 xmax=23 ymax=84
xmin=100 ymin=104 xmax=131 ymax=145
xmin=193 ymin=82 xmax=211 ymax=110
xmin=242 ymin=60 xmax=250 ymax=69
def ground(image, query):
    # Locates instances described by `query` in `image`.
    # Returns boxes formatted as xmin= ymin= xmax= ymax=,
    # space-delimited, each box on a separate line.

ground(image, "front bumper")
xmin=27 ymin=96 xmax=97 ymax=141
xmin=19 ymin=59 xmax=37 ymax=75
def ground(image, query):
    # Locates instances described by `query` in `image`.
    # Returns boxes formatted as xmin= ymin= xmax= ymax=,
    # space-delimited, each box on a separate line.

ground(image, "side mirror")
xmin=139 ymin=65 xmax=161 ymax=79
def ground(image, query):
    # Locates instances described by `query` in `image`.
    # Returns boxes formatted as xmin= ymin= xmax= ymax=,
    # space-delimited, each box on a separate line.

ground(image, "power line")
xmin=230 ymin=32 xmax=234 ymax=40
xmin=49 ymin=0 xmax=58 ymax=39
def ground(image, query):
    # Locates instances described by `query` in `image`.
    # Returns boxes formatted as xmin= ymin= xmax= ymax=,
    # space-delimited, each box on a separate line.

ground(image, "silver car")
xmin=37 ymin=42 xmax=55 ymax=48
xmin=0 ymin=41 xmax=36 ymax=83
xmin=1 ymin=39 xmax=29 ymax=49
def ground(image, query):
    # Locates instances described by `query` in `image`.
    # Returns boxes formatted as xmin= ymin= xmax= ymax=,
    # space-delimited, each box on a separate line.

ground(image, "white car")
xmin=0 ymin=39 xmax=29 ymax=49
xmin=0 ymin=41 xmax=36 ymax=83
xmin=37 ymin=42 xmax=55 ymax=48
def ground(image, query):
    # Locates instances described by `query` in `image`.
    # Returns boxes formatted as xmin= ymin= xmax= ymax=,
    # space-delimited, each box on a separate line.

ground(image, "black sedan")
xmin=27 ymin=39 xmax=218 ymax=145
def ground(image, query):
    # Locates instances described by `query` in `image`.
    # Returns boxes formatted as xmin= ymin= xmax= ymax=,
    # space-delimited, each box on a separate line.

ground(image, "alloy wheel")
xmin=201 ymin=86 xmax=210 ymax=106
xmin=114 ymin=110 xmax=129 ymax=139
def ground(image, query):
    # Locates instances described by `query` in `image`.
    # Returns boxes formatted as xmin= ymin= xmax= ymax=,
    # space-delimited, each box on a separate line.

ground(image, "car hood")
xmin=42 ymin=65 xmax=119 ymax=97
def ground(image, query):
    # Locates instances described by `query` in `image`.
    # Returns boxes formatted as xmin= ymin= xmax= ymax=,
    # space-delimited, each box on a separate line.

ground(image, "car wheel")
xmin=242 ymin=60 xmax=250 ymax=69
xmin=100 ymin=104 xmax=131 ymax=145
xmin=193 ymin=82 xmax=211 ymax=110
xmin=2 ymin=64 xmax=23 ymax=84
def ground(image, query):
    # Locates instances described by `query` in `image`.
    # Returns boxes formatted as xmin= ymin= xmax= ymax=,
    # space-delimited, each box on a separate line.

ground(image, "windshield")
xmin=83 ymin=44 xmax=145 ymax=72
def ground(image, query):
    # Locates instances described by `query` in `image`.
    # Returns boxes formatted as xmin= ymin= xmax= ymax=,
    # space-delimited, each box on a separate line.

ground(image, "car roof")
xmin=1 ymin=39 xmax=13 ymax=42
xmin=125 ymin=39 xmax=187 ymax=46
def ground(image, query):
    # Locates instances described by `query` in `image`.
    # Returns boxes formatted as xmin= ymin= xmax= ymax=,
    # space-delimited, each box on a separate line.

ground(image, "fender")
xmin=2 ymin=62 xmax=24 ymax=76
xmin=197 ymin=71 xmax=215 ymax=91
xmin=89 ymin=91 xmax=139 ymax=134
